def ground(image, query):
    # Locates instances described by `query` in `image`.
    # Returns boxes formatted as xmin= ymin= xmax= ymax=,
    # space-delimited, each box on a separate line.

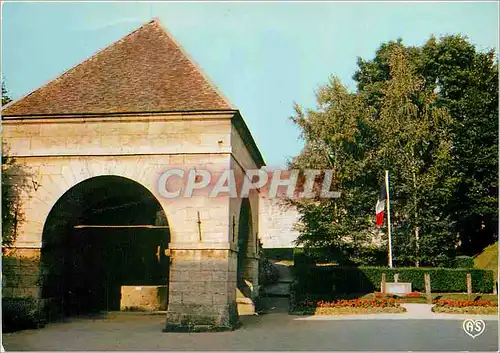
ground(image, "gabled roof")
xmin=2 ymin=19 xmax=233 ymax=117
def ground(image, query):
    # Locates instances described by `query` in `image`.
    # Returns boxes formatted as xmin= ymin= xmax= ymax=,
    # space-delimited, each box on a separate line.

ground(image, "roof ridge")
xmin=2 ymin=20 xmax=159 ymax=113
xmin=2 ymin=18 xmax=233 ymax=116
xmin=153 ymin=20 xmax=235 ymax=109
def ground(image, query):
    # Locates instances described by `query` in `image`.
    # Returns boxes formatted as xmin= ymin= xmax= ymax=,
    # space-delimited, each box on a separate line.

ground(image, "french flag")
xmin=375 ymin=184 xmax=387 ymax=227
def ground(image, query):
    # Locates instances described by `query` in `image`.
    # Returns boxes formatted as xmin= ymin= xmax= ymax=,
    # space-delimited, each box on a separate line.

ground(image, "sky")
xmin=1 ymin=1 xmax=498 ymax=167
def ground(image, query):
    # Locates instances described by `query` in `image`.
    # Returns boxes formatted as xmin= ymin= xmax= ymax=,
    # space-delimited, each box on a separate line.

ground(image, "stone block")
xmin=182 ymin=281 xmax=206 ymax=294
xmin=5 ymin=125 xmax=41 ymax=137
xmin=170 ymin=155 xmax=185 ymax=165
xmin=120 ymin=285 xmax=168 ymax=311
xmin=213 ymin=293 xmax=228 ymax=305
xmin=9 ymin=138 xmax=31 ymax=154
xmin=169 ymin=270 xmax=190 ymax=282
xmin=2 ymin=288 xmax=14 ymax=297
xmin=204 ymin=281 xmax=227 ymax=295
xmin=173 ymin=260 xmax=201 ymax=272
xmin=182 ymin=292 xmax=213 ymax=305
xmin=383 ymin=282 xmax=412 ymax=296
xmin=200 ymin=260 xmax=228 ymax=271
xmin=167 ymin=281 xmax=185 ymax=292
xmin=186 ymin=271 xmax=208 ymax=282
xmin=168 ymin=291 xmax=183 ymax=304
xmin=22 ymin=286 xmax=41 ymax=298
xmin=212 ymin=271 xmax=229 ymax=281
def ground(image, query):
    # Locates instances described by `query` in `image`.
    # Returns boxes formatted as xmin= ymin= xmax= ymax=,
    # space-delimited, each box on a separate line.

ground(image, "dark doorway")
xmin=237 ymin=198 xmax=252 ymax=298
xmin=40 ymin=176 xmax=170 ymax=317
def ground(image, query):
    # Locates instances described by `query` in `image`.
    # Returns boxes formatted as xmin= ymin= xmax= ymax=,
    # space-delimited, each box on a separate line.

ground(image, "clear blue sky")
xmin=2 ymin=2 xmax=498 ymax=167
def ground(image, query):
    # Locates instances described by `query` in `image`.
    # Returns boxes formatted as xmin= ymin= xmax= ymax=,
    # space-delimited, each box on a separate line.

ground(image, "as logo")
xmin=462 ymin=319 xmax=486 ymax=339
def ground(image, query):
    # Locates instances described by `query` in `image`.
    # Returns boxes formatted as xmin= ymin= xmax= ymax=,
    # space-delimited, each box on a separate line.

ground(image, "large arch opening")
xmin=40 ymin=176 xmax=170 ymax=317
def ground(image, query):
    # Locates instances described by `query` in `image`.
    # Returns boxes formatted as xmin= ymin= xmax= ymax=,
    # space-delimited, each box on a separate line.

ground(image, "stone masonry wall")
xmin=258 ymin=195 xmax=301 ymax=249
xmin=2 ymin=112 xmax=249 ymax=330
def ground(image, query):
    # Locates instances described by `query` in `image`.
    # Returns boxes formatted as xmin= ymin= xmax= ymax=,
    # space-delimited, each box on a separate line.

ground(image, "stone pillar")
xmin=163 ymin=243 xmax=239 ymax=332
xmin=236 ymin=236 xmax=260 ymax=315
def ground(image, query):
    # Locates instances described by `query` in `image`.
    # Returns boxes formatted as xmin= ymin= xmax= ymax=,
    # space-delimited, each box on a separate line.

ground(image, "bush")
xmin=293 ymin=247 xmax=348 ymax=266
xmin=293 ymin=266 xmax=495 ymax=295
xmin=2 ymin=297 xmax=46 ymax=332
xmin=454 ymin=256 xmax=475 ymax=269
xmin=259 ymin=257 xmax=279 ymax=285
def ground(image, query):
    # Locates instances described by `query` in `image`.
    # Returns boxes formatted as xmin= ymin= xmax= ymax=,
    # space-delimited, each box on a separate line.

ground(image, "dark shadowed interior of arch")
xmin=40 ymin=176 xmax=170 ymax=316
xmin=237 ymin=198 xmax=252 ymax=298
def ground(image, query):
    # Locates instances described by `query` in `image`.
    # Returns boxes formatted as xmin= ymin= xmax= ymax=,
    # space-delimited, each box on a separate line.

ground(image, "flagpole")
xmin=385 ymin=170 xmax=393 ymax=268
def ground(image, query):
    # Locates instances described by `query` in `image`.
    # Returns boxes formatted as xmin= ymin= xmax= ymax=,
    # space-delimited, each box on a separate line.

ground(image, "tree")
xmin=290 ymin=35 xmax=497 ymax=267
xmin=422 ymin=36 xmax=498 ymax=255
xmin=2 ymin=80 xmax=12 ymax=105
xmin=373 ymin=46 xmax=457 ymax=266
xmin=2 ymin=81 xmax=32 ymax=249
xmin=354 ymin=35 xmax=498 ymax=256
xmin=288 ymin=77 xmax=384 ymax=265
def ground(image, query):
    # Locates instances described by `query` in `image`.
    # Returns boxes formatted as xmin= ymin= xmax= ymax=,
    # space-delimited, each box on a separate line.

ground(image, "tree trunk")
xmin=412 ymin=168 xmax=420 ymax=267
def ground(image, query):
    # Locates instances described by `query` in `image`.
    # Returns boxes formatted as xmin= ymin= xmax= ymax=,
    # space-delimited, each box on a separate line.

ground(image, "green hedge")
xmin=454 ymin=256 xmax=475 ymax=269
xmin=263 ymin=248 xmax=295 ymax=261
xmin=293 ymin=247 xmax=387 ymax=267
xmin=294 ymin=266 xmax=495 ymax=294
xmin=293 ymin=247 xmax=341 ymax=265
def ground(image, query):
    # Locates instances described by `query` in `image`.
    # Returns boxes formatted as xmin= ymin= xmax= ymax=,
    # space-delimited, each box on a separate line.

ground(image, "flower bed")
xmin=292 ymin=298 xmax=406 ymax=315
xmin=406 ymin=291 xmax=422 ymax=297
xmin=432 ymin=298 xmax=498 ymax=314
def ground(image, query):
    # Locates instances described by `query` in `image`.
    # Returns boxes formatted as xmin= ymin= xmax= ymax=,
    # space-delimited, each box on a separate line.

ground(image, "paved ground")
xmin=3 ymin=299 xmax=498 ymax=351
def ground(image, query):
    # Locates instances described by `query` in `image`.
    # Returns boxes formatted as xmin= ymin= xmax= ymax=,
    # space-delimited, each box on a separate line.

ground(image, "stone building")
xmin=2 ymin=19 xmax=266 ymax=331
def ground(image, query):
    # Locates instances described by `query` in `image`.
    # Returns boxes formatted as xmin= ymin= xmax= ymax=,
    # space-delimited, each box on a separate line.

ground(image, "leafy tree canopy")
xmin=290 ymin=35 xmax=498 ymax=266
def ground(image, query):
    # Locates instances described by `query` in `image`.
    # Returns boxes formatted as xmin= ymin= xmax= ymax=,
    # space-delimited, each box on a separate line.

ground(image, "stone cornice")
xmin=231 ymin=110 xmax=265 ymax=168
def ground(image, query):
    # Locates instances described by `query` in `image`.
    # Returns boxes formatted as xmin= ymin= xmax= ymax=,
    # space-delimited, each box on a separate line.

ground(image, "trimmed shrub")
xmin=293 ymin=248 xmax=309 ymax=268
xmin=262 ymin=248 xmax=294 ymax=261
xmin=2 ymin=297 xmax=46 ymax=332
xmin=293 ymin=247 xmax=387 ymax=268
xmin=293 ymin=266 xmax=495 ymax=295
xmin=293 ymin=247 xmax=343 ymax=266
xmin=454 ymin=256 xmax=475 ymax=269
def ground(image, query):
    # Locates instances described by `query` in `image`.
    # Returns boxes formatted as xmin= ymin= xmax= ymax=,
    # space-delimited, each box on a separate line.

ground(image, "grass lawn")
xmin=474 ymin=242 xmax=498 ymax=282
xmin=431 ymin=293 xmax=498 ymax=301
xmin=432 ymin=306 xmax=498 ymax=315
xmin=273 ymin=260 xmax=294 ymax=267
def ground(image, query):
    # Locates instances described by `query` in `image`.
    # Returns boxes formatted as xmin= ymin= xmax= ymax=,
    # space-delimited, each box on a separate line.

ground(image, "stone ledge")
xmin=169 ymin=242 xmax=238 ymax=251
xmin=162 ymin=322 xmax=240 ymax=333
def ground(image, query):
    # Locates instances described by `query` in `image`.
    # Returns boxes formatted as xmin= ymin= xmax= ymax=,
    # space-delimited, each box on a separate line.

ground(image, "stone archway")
xmin=40 ymin=175 xmax=170 ymax=317
xmin=2 ymin=19 xmax=266 ymax=331
xmin=236 ymin=198 xmax=259 ymax=314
